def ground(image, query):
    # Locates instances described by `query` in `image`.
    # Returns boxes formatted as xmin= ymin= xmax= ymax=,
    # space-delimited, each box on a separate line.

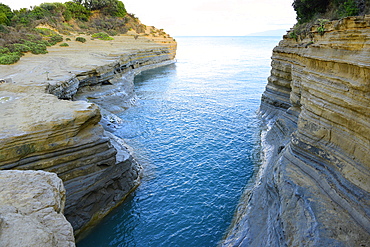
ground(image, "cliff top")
xmin=0 ymin=34 xmax=175 ymax=91
xmin=0 ymin=0 xmax=172 ymax=64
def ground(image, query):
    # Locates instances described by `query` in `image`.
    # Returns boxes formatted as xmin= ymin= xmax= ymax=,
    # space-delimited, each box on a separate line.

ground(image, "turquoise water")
xmin=77 ymin=36 xmax=281 ymax=247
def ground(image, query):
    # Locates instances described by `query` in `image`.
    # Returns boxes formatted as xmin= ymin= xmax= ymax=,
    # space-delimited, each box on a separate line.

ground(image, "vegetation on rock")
xmin=293 ymin=0 xmax=370 ymax=24
xmin=92 ymin=32 xmax=113 ymax=40
xmin=0 ymin=0 xmax=146 ymax=64
xmin=291 ymin=0 xmax=370 ymax=39
xmin=75 ymin=36 xmax=87 ymax=43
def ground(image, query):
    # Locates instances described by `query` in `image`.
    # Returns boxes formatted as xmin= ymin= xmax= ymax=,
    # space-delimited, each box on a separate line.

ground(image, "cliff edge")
xmin=223 ymin=16 xmax=370 ymax=246
xmin=0 ymin=33 xmax=176 ymax=241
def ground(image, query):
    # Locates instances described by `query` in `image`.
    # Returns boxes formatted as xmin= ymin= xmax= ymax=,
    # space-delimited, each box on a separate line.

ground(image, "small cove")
xmin=77 ymin=36 xmax=281 ymax=246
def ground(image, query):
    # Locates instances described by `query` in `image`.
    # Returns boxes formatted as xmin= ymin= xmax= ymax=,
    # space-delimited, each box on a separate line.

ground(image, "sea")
xmin=77 ymin=36 xmax=282 ymax=247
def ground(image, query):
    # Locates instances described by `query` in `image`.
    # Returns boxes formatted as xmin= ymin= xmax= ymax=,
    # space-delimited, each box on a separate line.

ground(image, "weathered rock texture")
xmin=0 ymin=35 xmax=176 ymax=240
xmin=0 ymin=170 xmax=75 ymax=246
xmin=223 ymin=16 xmax=370 ymax=246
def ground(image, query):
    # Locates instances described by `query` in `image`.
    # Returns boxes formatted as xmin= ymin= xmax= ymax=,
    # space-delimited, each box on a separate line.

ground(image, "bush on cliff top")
xmin=293 ymin=0 xmax=370 ymax=24
xmin=0 ymin=3 xmax=13 ymax=25
xmin=76 ymin=36 xmax=86 ymax=43
xmin=0 ymin=53 xmax=21 ymax=64
xmin=92 ymin=32 xmax=114 ymax=40
xmin=290 ymin=0 xmax=370 ymax=40
xmin=0 ymin=0 xmax=146 ymax=64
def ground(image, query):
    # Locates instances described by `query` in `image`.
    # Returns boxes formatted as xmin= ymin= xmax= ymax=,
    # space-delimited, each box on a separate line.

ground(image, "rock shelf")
xmin=0 ymin=34 xmax=177 ymax=244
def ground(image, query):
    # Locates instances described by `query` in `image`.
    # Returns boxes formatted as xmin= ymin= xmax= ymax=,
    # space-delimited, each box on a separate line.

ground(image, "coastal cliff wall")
xmin=0 ymin=35 xmax=176 ymax=240
xmin=223 ymin=16 xmax=370 ymax=246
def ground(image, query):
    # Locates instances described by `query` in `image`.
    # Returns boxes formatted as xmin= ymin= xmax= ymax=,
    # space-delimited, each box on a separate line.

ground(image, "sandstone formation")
xmin=0 ymin=170 xmax=75 ymax=247
xmin=0 ymin=34 xmax=176 ymax=241
xmin=223 ymin=16 xmax=370 ymax=246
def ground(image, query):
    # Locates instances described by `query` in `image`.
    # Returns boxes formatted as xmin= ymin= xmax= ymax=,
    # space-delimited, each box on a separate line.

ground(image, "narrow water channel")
xmin=78 ymin=36 xmax=281 ymax=246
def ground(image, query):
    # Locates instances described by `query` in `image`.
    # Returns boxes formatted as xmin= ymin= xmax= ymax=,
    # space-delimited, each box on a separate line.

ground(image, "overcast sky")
xmin=1 ymin=0 xmax=297 ymax=36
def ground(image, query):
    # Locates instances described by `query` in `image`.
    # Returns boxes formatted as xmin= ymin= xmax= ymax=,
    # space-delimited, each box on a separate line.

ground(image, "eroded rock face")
xmin=223 ymin=16 xmax=370 ymax=246
xmin=0 ymin=170 xmax=75 ymax=247
xmin=0 ymin=83 xmax=142 ymax=238
xmin=0 ymin=35 xmax=176 ymax=239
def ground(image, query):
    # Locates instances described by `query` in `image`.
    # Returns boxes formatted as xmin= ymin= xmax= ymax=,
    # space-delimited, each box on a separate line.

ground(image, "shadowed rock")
xmin=223 ymin=16 xmax=370 ymax=246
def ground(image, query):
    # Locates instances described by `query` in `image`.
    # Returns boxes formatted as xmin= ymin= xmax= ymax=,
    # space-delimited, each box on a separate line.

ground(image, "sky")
xmin=1 ymin=0 xmax=297 ymax=36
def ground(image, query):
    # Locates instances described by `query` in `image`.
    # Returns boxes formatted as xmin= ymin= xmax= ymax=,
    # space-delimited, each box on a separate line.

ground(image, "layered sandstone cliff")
xmin=223 ymin=16 xmax=370 ymax=246
xmin=0 ymin=34 xmax=176 ymax=241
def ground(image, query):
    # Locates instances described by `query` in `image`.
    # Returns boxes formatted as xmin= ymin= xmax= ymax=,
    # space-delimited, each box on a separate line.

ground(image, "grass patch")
xmin=91 ymin=32 xmax=114 ymax=40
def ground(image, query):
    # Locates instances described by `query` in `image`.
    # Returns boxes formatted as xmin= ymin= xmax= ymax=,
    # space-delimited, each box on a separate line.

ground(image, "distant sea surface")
xmin=77 ymin=36 xmax=282 ymax=247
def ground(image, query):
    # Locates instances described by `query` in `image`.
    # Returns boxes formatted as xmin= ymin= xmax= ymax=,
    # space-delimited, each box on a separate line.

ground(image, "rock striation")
xmin=223 ymin=16 xmax=370 ymax=246
xmin=0 ymin=34 xmax=176 ymax=241
xmin=0 ymin=170 xmax=75 ymax=246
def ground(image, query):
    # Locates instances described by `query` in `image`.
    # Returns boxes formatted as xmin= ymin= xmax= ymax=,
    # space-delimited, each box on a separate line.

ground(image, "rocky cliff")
xmin=0 ymin=34 xmax=176 ymax=241
xmin=223 ymin=16 xmax=370 ymax=246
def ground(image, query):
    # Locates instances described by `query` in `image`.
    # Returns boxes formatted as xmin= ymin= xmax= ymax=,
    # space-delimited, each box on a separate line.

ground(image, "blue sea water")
xmin=77 ymin=36 xmax=281 ymax=247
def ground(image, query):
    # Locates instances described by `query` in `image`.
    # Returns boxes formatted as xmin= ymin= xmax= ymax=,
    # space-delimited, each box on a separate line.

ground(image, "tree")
xmin=73 ymin=0 xmax=127 ymax=17
xmin=292 ymin=0 xmax=330 ymax=23
xmin=0 ymin=3 xmax=14 ymax=25
xmin=64 ymin=1 xmax=91 ymax=21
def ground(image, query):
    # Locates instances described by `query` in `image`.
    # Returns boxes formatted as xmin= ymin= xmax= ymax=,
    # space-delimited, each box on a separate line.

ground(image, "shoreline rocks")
xmin=0 ymin=34 xmax=177 ymax=243
xmin=0 ymin=170 xmax=75 ymax=247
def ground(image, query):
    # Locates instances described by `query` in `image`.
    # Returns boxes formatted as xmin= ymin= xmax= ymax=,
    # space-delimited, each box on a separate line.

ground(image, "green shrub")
xmin=293 ymin=0 xmax=329 ymax=24
xmin=60 ymin=42 xmax=69 ymax=46
xmin=36 ymin=28 xmax=54 ymax=36
xmin=10 ymin=43 xmax=31 ymax=53
xmin=48 ymin=34 xmax=63 ymax=45
xmin=76 ymin=37 xmax=86 ymax=43
xmin=339 ymin=0 xmax=359 ymax=16
xmin=0 ymin=52 xmax=21 ymax=64
xmin=0 ymin=47 xmax=10 ymax=54
xmin=66 ymin=37 xmax=71 ymax=41
xmin=79 ymin=24 xmax=88 ymax=29
xmin=30 ymin=43 xmax=48 ymax=54
xmin=29 ymin=6 xmax=48 ymax=20
xmin=317 ymin=19 xmax=329 ymax=36
xmin=64 ymin=2 xmax=91 ymax=22
xmin=292 ymin=0 xmax=368 ymax=24
xmin=0 ymin=24 xmax=9 ymax=33
xmin=22 ymin=40 xmax=48 ymax=52
xmin=0 ymin=3 xmax=14 ymax=25
xmin=100 ymin=0 xmax=127 ymax=17
xmin=0 ymin=12 xmax=9 ymax=25
xmin=40 ymin=40 xmax=52 ymax=46
xmin=92 ymin=32 xmax=114 ymax=40
xmin=289 ymin=30 xmax=298 ymax=41
xmin=63 ymin=9 xmax=72 ymax=21
xmin=107 ymin=30 xmax=118 ymax=36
